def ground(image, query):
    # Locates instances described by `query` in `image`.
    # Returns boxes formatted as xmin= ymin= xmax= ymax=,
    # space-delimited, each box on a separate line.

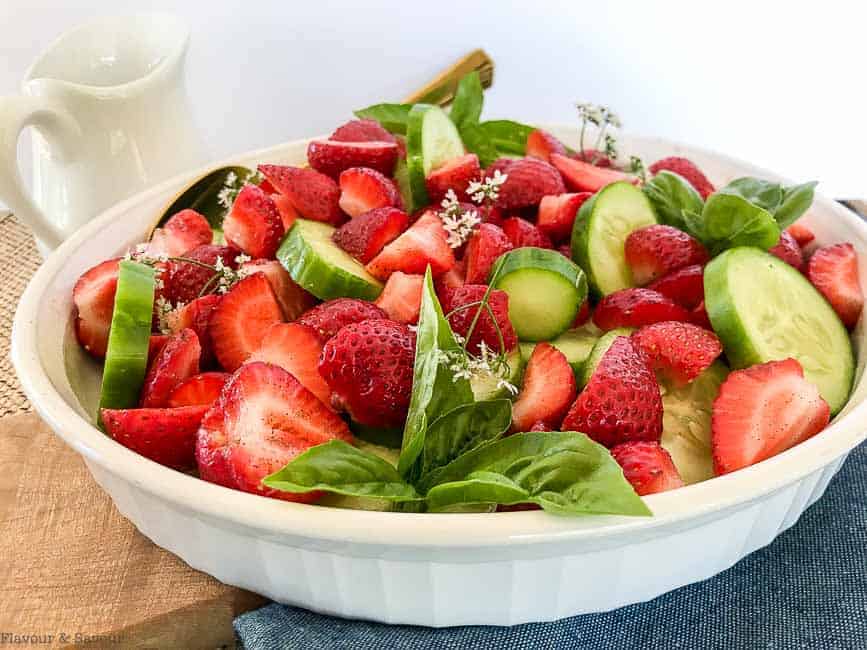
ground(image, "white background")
xmin=1 ymin=0 xmax=865 ymax=202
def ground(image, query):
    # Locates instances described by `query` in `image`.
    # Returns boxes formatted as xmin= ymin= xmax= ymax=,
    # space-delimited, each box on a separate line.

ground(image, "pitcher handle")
xmin=0 ymin=95 xmax=81 ymax=249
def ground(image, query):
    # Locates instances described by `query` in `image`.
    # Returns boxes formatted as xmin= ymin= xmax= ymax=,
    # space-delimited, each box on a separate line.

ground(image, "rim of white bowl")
xmin=11 ymin=131 xmax=867 ymax=549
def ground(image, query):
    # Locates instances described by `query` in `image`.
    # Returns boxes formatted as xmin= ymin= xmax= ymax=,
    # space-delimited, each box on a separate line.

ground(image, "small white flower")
xmin=124 ymin=242 xmax=168 ymax=266
xmin=234 ymin=253 xmax=252 ymax=266
xmin=466 ymin=170 xmax=507 ymax=205
xmin=154 ymin=295 xmax=179 ymax=335
xmin=438 ymin=189 xmax=481 ymax=249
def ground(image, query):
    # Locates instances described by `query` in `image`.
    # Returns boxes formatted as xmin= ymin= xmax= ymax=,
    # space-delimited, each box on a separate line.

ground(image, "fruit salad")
xmin=73 ymin=73 xmax=863 ymax=516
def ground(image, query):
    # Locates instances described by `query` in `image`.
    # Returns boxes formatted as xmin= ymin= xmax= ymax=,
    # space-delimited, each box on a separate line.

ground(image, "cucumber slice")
xmin=470 ymin=349 xmax=524 ymax=401
xmin=97 ymin=261 xmax=156 ymax=416
xmin=318 ymin=441 xmax=400 ymax=511
xmin=660 ymin=362 xmax=728 ymax=485
xmin=571 ymin=181 xmax=658 ymax=297
xmin=406 ymin=104 xmax=465 ymax=208
xmin=579 ymin=327 xmax=634 ymax=387
xmin=705 ymin=247 xmax=855 ymax=415
xmin=491 ymin=247 xmax=588 ymax=342
xmin=392 ymin=157 xmax=415 ymax=213
xmin=520 ymin=326 xmax=598 ymax=379
xmin=277 ymin=219 xmax=383 ymax=301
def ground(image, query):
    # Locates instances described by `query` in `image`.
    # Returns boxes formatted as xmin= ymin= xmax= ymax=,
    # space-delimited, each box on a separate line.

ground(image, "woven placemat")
xmin=0 ymin=213 xmax=41 ymax=416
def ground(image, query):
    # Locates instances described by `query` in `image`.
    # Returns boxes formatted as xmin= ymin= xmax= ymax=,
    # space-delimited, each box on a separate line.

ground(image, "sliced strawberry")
xmin=537 ymin=192 xmax=592 ymax=242
xmin=624 ymin=224 xmax=709 ymax=286
xmin=240 ymin=259 xmax=316 ymax=320
xmin=525 ymin=129 xmax=567 ymax=163
xmin=593 ymin=288 xmax=691 ymax=331
xmin=464 ymin=223 xmax=513 ymax=284
xmin=331 ymin=119 xmax=403 ymax=157
xmin=494 ymin=158 xmax=566 ymax=210
xmin=166 ymin=294 xmax=221 ymax=366
xmin=511 ymin=343 xmax=576 ymax=432
xmin=297 ymin=298 xmax=387 ymax=343
xmin=258 ymin=177 xmax=276 ymax=194
xmin=73 ymin=258 xmax=120 ymax=358
xmin=786 ymin=222 xmax=815 ymax=247
xmin=690 ymin=301 xmax=713 ymax=329
xmin=332 ymin=207 xmax=409 ymax=264
xmin=647 ymin=264 xmax=705 ymax=310
xmin=271 ymin=193 xmax=300 ymax=231
xmin=631 ymin=321 xmax=722 ymax=385
xmin=223 ymin=184 xmax=284 ymax=259
xmin=165 ymin=244 xmax=240 ymax=304
xmin=440 ymin=284 xmax=518 ymax=355
xmin=611 ymin=441 xmax=684 ymax=495
xmin=366 ymin=212 xmax=455 ymax=279
xmin=167 ymin=372 xmax=230 ymax=408
xmin=149 ymin=209 xmax=213 ymax=257
xmin=435 ymin=261 xmax=466 ymax=293
xmin=573 ymin=149 xmax=614 ymax=168
xmin=308 ymin=139 xmax=399 ymax=179
xmin=248 ymin=322 xmax=333 ymax=407
xmin=711 ymin=358 xmax=830 ymax=474
xmin=425 ymin=153 xmax=481 ymax=203
xmin=807 ymin=242 xmax=863 ymax=329
xmin=550 ymin=153 xmax=635 ymax=192
xmin=768 ymin=230 xmax=804 ymax=271
xmin=562 ymin=336 xmax=663 ymax=447
xmin=338 ymin=167 xmax=403 ymax=218
xmin=649 ymin=157 xmax=715 ymax=199
xmin=374 ymin=272 xmax=424 ymax=324
xmin=140 ymin=328 xmax=201 ymax=408
xmin=257 ymin=164 xmax=344 ymax=225
xmin=572 ymin=299 xmax=591 ymax=327
xmin=501 ymin=217 xmax=553 ymax=250
xmin=208 ymin=273 xmax=284 ymax=371
xmin=103 ymin=405 xmax=208 ymax=469
xmin=148 ymin=334 xmax=168 ymax=365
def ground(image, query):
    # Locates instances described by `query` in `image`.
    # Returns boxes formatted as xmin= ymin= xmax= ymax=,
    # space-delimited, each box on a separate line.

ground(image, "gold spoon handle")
xmin=402 ymin=49 xmax=494 ymax=107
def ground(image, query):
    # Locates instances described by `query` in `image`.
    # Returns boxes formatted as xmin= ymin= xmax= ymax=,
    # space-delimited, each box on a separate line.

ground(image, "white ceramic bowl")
xmin=11 ymin=128 xmax=867 ymax=627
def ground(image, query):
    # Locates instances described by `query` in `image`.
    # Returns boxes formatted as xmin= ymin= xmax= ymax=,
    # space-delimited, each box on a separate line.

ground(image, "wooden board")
xmin=0 ymin=413 xmax=267 ymax=649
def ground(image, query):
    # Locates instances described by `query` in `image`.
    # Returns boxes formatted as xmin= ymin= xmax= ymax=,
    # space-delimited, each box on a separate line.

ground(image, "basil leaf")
xmin=420 ymin=399 xmax=513 ymax=477
xmin=398 ymin=269 xmax=474 ymax=479
xmin=478 ymin=120 xmax=535 ymax=155
xmin=449 ymin=71 xmax=484 ymax=128
xmin=720 ymin=177 xmax=784 ymax=213
xmin=775 ymin=181 xmax=818 ymax=229
xmin=353 ymin=103 xmax=413 ymax=134
xmin=459 ymin=122 xmax=500 ymax=166
xmin=701 ymin=192 xmax=781 ymax=255
xmin=418 ymin=431 xmax=651 ymax=516
xmin=643 ymin=171 xmax=705 ymax=236
xmin=262 ymin=440 xmax=420 ymax=501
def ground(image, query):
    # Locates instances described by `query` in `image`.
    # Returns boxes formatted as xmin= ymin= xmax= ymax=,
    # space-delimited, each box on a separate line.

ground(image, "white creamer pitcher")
xmin=0 ymin=13 xmax=207 ymax=253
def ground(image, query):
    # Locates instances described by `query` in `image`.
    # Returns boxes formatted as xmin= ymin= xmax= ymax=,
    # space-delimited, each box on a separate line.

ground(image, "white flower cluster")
xmin=438 ymin=189 xmax=481 ymax=249
xmin=575 ymin=102 xmax=622 ymax=128
xmin=154 ymin=295 xmax=179 ymax=335
xmin=466 ymin=170 xmax=508 ymax=205
xmin=437 ymin=341 xmax=518 ymax=396
xmin=217 ymin=169 xmax=265 ymax=209
xmin=124 ymin=242 xmax=168 ymax=266
xmin=213 ymin=254 xmax=252 ymax=294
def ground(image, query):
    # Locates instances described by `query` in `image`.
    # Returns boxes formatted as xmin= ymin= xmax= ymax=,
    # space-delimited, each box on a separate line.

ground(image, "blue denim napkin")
xmin=235 ymin=441 xmax=867 ymax=649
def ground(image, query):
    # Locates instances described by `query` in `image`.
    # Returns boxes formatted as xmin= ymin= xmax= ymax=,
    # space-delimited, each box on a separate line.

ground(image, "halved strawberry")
xmin=425 ymin=153 xmax=481 ymax=203
xmin=649 ymin=157 xmax=715 ymax=199
xmin=167 ymin=372 xmax=230 ymax=408
xmin=148 ymin=334 xmax=168 ymax=365
xmin=440 ymin=284 xmax=518 ymax=355
xmin=550 ymin=153 xmax=635 ymax=192
xmin=271 ymin=193 xmax=300 ymax=231
xmin=537 ymin=192 xmax=592 ymax=242
xmin=331 ymin=119 xmax=403 ymax=155
xmin=511 ymin=343 xmax=576 ymax=432
xmin=222 ymin=184 xmax=284 ymax=259
xmin=332 ymin=207 xmax=409 ymax=264
xmin=103 ymin=405 xmax=208 ymax=469
xmin=366 ymin=212 xmax=455 ymax=279
xmin=140 ymin=328 xmax=201 ymax=408
xmin=562 ymin=336 xmax=663 ymax=447
xmin=167 ymin=294 xmax=221 ymax=366
xmin=593 ymin=288 xmax=691 ymax=331
xmin=207 ymin=273 xmax=284 ymax=371
xmin=807 ymin=242 xmax=863 ymax=329
xmin=786 ymin=222 xmax=815 ymax=247
xmin=338 ymin=167 xmax=403 ymax=218
xmin=297 ymin=298 xmax=387 ymax=343
xmin=464 ymin=223 xmax=513 ymax=284
xmin=435 ymin=261 xmax=466 ymax=292
xmin=73 ymin=258 xmax=120 ymax=358
xmin=624 ymin=224 xmax=710 ymax=285
xmin=166 ymin=244 xmax=240 ymax=304
xmin=768 ymin=230 xmax=804 ymax=271
xmin=631 ymin=321 xmax=722 ymax=385
xmin=240 ymin=259 xmax=317 ymax=320
xmin=258 ymin=164 xmax=344 ymax=225
xmin=307 ymin=139 xmax=399 ymax=179
xmin=374 ymin=272 xmax=424 ymax=324
xmin=647 ymin=264 xmax=705 ymax=310
xmin=501 ymin=217 xmax=553 ymax=249
xmin=149 ymin=209 xmax=213 ymax=257
xmin=525 ymin=129 xmax=567 ymax=163
xmin=711 ymin=358 xmax=830 ymax=474
xmin=494 ymin=158 xmax=566 ymax=210
xmin=610 ymin=441 xmax=684 ymax=495
xmin=573 ymin=149 xmax=614 ymax=168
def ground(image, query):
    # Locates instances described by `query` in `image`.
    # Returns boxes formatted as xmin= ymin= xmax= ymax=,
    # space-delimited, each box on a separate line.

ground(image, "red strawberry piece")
xmin=440 ymin=284 xmax=518 ymax=355
xmin=501 ymin=217 xmax=553 ymax=249
xmin=690 ymin=301 xmax=713 ymax=330
xmin=550 ymin=153 xmax=635 ymax=192
xmin=223 ymin=184 xmax=284 ymax=259
xmin=494 ymin=158 xmax=566 ymax=210
xmin=73 ymin=258 xmax=120 ymax=358
xmin=240 ymin=259 xmax=316 ymax=320
xmin=611 ymin=441 xmax=684 ymax=496
xmin=572 ymin=299 xmax=591 ymax=327
xmin=647 ymin=264 xmax=705 ymax=310
xmin=511 ymin=343 xmax=577 ymax=432
xmin=103 ymin=405 xmax=208 ymax=469
xmin=483 ymin=157 xmax=516 ymax=180
xmin=258 ymin=164 xmax=344 ymax=225
xmin=425 ymin=153 xmax=481 ymax=203
xmin=624 ymin=224 xmax=710 ymax=286
xmin=807 ymin=242 xmax=864 ymax=329
xmin=297 ymin=298 xmax=387 ymax=343
xmin=331 ymin=118 xmax=403 ymax=156
xmin=166 ymin=244 xmax=240 ymax=304
xmin=435 ymin=263 xmax=466 ymax=293
xmin=558 ymin=243 xmax=573 ymax=259
xmin=562 ymin=336 xmax=663 ymax=447
xmin=167 ymin=294 xmax=221 ymax=366
xmin=148 ymin=334 xmax=168 ymax=365
xmin=573 ymin=149 xmax=614 ymax=168
xmin=649 ymin=157 xmax=715 ymax=199
xmin=258 ymin=177 xmax=276 ymax=194
xmin=480 ymin=204 xmax=506 ymax=227
xmin=594 ymin=288 xmax=691 ymax=331
xmin=167 ymin=372 xmax=230 ymax=408
xmin=374 ymin=272 xmax=424 ymax=324
xmin=319 ymin=319 xmax=416 ymax=427
xmin=464 ymin=223 xmax=513 ymax=284
xmin=366 ymin=212 xmax=455 ymax=279
xmin=711 ymin=358 xmax=830 ymax=475
xmin=332 ymin=207 xmax=409 ymax=264
xmin=525 ymin=129 xmax=567 ymax=163
xmin=631 ymin=321 xmax=722 ymax=385
xmin=308 ymin=139 xmax=399 ymax=179
xmin=248 ymin=322 xmax=333 ymax=408
xmin=786 ymin=222 xmax=815 ymax=247
xmin=149 ymin=209 xmax=213 ymax=257
xmin=768 ymin=230 xmax=804 ymax=271
xmin=207 ymin=273 xmax=284 ymax=371
xmin=140 ymin=328 xmax=201 ymax=408
xmin=338 ymin=167 xmax=403 ymax=218
xmin=537 ymin=192 xmax=592 ymax=242
xmin=196 ymin=362 xmax=353 ymax=499
xmin=271 ymin=193 xmax=300 ymax=231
